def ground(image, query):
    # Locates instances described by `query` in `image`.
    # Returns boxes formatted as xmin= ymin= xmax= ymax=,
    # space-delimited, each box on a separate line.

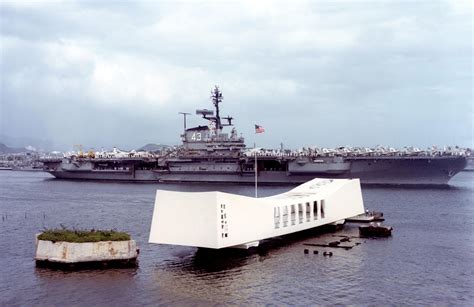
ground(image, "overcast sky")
xmin=0 ymin=0 xmax=472 ymax=151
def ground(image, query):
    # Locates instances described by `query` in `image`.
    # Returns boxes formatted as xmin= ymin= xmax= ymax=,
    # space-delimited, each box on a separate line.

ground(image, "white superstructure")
xmin=149 ymin=178 xmax=365 ymax=249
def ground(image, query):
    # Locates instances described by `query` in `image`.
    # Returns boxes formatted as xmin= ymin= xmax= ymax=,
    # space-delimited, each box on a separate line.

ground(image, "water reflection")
xmin=32 ymin=266 xmax=141 ymax=305
xmin=148 ymin=225 xmax=371 ymax=304
xmin=191 ymin=248 xmax=256 ymax=272
xmin=34 ymin=266 xmax=138 ymax=279
xmin=160 ymin=227 xmax=333 ymax=272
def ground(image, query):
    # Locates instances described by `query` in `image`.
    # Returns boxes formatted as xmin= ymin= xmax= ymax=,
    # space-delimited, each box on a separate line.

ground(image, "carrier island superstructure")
xmin=41 ymin=87 xmax=468 ymax=186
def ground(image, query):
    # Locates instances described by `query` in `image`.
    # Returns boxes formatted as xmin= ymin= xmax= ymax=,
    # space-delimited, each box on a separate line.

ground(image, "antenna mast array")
xmin=196 ymin=86 xmax=233 ymax=132
xmin=211 ymin=86 xmax=223 ymax=130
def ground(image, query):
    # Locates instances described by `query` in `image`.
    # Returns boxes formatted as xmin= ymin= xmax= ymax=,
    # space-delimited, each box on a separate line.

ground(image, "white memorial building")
xmin=149 ymin=178 xmax=365 ymax=249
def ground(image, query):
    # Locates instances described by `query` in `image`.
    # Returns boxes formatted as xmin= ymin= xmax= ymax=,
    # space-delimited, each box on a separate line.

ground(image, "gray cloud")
xmin=0 ymin=0 xmax=472 ymax=151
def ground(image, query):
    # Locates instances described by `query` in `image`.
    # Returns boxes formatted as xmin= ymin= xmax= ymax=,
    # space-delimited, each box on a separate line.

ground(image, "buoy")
xmin=304 ymin=249 xmax=309 ymax=254
xmin=313 ymin=250 xmax=318 ymax=254
xmin=323 ymin=251 xmax=333 ymax=256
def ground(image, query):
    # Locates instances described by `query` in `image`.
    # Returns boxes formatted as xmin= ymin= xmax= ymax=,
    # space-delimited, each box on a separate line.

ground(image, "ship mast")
xmin=198 ymin=86 xmax=234 ymax=133
xmin=211 ymin=86 xmax=223 ymax=130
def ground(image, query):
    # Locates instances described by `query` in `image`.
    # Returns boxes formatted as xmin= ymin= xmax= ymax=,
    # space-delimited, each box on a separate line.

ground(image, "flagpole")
xmin=254 ymin=144 xmax=258 ymax=198
xmin=254 ymin=124 xmax=264 ymax=198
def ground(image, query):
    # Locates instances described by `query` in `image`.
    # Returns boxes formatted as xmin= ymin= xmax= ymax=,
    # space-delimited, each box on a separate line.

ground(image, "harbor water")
xmin=1 ymin=171 xmax=473 ymax=305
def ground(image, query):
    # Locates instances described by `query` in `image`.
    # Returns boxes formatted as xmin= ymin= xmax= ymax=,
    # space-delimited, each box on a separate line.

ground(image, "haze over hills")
xmin=0 ymin=134 xmax=175 ymax=153
xmin=0 ymin=143 xmax=31 ymax=154
xmin=0 ymin=141 xmax=172 ymax=155
xmin=0 ymin=135 xmax=53 ymax=152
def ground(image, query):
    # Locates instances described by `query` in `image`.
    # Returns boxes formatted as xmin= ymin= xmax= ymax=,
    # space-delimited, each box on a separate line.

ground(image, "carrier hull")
xmin=44 ymin=156 xmax=466 ymax=186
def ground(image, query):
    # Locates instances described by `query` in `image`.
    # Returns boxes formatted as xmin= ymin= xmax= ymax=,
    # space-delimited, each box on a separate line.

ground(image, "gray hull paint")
xmin=463 ymin=158 xmax=474 ymax=171
xmin=46 ymin=157 xmax=466 ymax=186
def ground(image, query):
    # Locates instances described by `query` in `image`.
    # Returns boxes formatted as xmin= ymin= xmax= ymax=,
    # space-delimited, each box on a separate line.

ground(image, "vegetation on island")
xmin=38 ymin=227 xmax=131 ymax=243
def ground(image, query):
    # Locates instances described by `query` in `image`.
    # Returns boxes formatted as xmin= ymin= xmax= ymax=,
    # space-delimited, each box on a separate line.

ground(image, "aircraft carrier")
xmin=40 ymin=87 xmax=469 ymax=186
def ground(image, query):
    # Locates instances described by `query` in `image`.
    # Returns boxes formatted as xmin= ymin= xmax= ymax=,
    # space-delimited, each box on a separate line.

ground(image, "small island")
xmin=35 ymin=228 xmax=139 ymax=269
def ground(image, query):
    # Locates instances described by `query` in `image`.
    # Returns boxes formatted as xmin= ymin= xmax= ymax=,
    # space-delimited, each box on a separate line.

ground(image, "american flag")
xmin=255 ymin=124 xmax=265 ymax=133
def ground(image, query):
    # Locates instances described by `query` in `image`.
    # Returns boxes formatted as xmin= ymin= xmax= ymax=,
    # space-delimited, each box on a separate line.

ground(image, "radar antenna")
xmin=196 ymin=86 xmax=234 ymax=132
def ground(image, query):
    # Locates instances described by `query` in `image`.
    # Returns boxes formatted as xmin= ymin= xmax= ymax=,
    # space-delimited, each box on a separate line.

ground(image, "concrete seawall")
xmin=35 ymin=234 xmax=138 ymax=267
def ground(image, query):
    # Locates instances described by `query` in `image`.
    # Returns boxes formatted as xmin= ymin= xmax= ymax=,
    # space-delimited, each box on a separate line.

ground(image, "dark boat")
xmin=359 ymin=223 xmax=393 ymax=237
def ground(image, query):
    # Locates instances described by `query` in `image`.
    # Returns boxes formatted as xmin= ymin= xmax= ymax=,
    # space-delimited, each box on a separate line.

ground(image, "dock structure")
xmin=149 ymin=178 xmax=365 ymax=249
xmin=346 ymin=211 xmax=384 ymax=223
